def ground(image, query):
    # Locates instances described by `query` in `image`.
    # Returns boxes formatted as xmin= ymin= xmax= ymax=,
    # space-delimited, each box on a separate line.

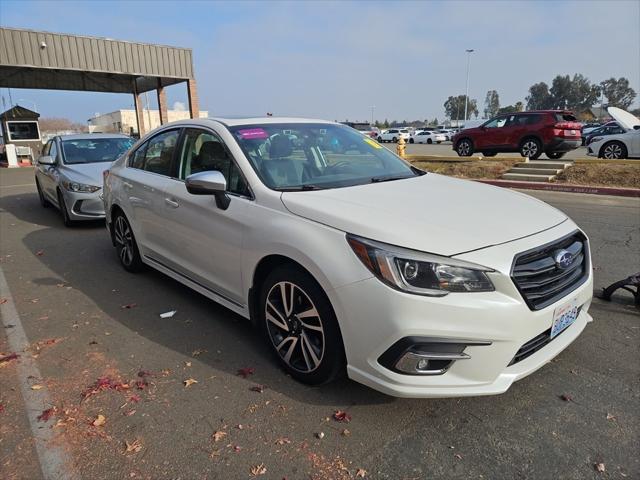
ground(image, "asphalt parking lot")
xmin=1 ymin=167 xmax=639 ymax=480
xmin=382 ymin=142 xmax=591 ymax=160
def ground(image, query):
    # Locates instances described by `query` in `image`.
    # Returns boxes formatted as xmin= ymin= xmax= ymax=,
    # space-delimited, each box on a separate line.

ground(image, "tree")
xmin=444 ymin=95 xmax=478 ymax=121
xmin=600 ymin=77 xmax=637 ymax=109
xmin=526 ymin=82 xmax=553 ymax=110
xmin=483 ymin=90 xmax=500 ymax=118
xmin=498 ymin=102 xmax=524 ymax=114
xmin=549 ymin=74 xmax=600 ymax=111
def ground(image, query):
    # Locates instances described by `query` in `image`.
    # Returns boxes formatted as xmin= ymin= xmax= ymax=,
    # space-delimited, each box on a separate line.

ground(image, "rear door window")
xmin=142 ymin=130 xmax=180 ymax=176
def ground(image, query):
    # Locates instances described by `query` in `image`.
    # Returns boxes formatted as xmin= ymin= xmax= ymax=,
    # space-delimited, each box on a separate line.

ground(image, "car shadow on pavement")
xmin=4 ymin=192 xmax=393 ymax=406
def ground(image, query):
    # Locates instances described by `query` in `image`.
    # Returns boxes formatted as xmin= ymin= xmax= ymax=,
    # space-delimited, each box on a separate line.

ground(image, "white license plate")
xmin=550 ymin=299 xmax=579 ymax=339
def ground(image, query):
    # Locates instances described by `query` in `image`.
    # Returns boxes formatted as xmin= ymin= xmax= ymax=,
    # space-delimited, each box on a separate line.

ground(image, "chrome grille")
xmin=511 ymin=232 xmax=589 ymax=310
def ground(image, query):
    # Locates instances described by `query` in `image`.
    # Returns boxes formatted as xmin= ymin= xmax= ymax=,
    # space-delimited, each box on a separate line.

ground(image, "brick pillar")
xmin=157 ymin=79 xmax=168 ymax=125
xmin=133 ymin=82 xmax=146 ymax=137
xmin=187 ymin=79 xmax=199 ymax=119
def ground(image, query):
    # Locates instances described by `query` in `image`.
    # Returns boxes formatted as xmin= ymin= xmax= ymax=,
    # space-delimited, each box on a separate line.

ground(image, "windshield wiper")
xmin=370 ymin=175 xmax=412 ymax=183
xmin=275 ymin=184 xmax=324 ymax=192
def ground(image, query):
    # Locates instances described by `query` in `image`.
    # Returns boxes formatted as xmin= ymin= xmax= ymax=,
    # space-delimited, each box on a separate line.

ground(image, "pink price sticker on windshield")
xmin=238 ymin=128 xmax=268 ymax=140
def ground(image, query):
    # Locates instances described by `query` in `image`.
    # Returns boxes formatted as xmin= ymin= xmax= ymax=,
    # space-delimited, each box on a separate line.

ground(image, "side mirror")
xmin=185 ymin=170 xmax=230 ymax=210
xmin=38 ymin=155 xmax=56 ymax=165
xmin=633 ymin=125 xmax=640 ymax=130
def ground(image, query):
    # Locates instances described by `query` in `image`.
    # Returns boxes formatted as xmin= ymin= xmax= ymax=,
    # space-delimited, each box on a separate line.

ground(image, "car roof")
xmin=57 ymin=133 xmax=132 ymax=140
xmin=210 ymin=117 xmax=335 ymax=127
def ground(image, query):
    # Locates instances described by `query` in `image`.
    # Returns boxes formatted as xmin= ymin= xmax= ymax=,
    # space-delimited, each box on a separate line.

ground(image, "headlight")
xmin=347 ymin=234 xmax=495 ymax=296
xmin=590 ymin=136 xmax=604 ymax=143
xmin=62 ymin=181 xmax=101 ymax=193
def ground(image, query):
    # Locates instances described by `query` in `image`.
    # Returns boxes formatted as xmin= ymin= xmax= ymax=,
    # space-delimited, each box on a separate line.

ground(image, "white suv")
xmin=103 ymin=117 xmax=593 ymax=398
xmin=377 ymin=128 xmax=411 ymax=143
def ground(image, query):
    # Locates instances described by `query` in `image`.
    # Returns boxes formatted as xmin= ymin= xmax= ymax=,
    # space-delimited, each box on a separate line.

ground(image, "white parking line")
xmin=0 ymin=266 xmax=79 ymax=480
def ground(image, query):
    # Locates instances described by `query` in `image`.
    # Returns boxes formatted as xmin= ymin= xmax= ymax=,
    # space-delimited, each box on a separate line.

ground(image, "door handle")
xmin=123 ymin=181 xmax=133 ymax=189
xmin=165 ymin=197 xmax=179 ymax=208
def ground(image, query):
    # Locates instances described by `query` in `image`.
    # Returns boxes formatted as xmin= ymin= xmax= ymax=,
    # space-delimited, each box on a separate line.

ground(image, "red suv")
xmin=452 ymin=110 xmax=582 ymax=159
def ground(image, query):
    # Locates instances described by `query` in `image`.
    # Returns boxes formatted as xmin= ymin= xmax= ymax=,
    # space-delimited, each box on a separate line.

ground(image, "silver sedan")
xmin=35 ymin=133 xmax=134 ymax=226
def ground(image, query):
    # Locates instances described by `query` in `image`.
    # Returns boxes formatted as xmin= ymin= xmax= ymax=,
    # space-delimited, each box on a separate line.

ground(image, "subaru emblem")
xmin=554 ymin=249 xmax=574 ymax=269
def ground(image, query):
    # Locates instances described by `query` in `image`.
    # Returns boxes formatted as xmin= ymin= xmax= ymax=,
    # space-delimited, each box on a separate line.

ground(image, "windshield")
xmin=230 ymin=123 xmax=420 ymax=190
xmin=61 ymin=138 xmax=134 ymax=164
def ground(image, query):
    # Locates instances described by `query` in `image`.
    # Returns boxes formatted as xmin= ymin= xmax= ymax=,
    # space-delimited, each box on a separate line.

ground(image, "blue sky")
xmin=1 ymin=0 xmax=638 ymax=123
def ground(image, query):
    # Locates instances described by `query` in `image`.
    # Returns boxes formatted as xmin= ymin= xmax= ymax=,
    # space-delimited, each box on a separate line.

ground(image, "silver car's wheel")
xmin=265 ymin=281 xmax=325 ymax=374
xmin=113 ymin=213 xmax=143 ymax=272
xmin=601 ymin=141 xmax=626 ymax=159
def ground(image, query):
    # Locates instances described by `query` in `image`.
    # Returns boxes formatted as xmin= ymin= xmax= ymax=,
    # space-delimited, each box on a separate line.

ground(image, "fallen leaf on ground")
xmin=35 ymin=250 xmax=44 ymax=256
xmin=0 ymin=353 xmax=19 ymax=364
xmin=159 ymin=310 xmax=177 ymax=318
xmin=134 ymin=379 xmax=148 ymax=390
xmin=606 ymin=413 xmax=616 ymax=421
xmin=333 ymin=410 xmax=352 ymax=423
xmin=356 ymin=469 xmax=367 ymax=478
xmin=316 ymin=432 xmax=325 ymax=439
xmin=454 ymin=453 xmax=463 ymax=460
xmin=82 ymin=376 xmax=129 ymax=401
xmin=184 ymin=361 xmax=192 ymax=367
xmin=0 ymin=298 xmax=7 ymax=304
xmin=37 ymin=407 xmax=57 ymax=422
xmin=341 ymin=429 xmax=351 ymax=436
xmin=128 ymin=394 xmax=141 ymax=403
xmin=121 ymin=303 xmax=137 ymax=309
xmin=184 ymin=378 xmax=198 ymax=387
xmin=92 ymin=414 xmax=106 ymax=427
xmin=250 ymin=385 xmax=265 ymax=393
xmin=559 ymin=394 xmax=573 ymax=402
xmin=237 ymin=367 xmax=255 ymax=378
xmin=212 ymin=430 xmax=227 ymax=442
xmin=124 ymin=410 xmax=136 ymax=416
xmin=275 ymin=437 xmax=291 ymax=445
xmin=0 ymin=404 xmax=4 ymax=413
xmin=89 ymin=340 xmax=98 ymax=345
xmin=31 ymin=384 xmax=44 ymax=390
xmin=250 ymin=463 xmax=267 ymax=476
xmin=594 ymin=463 xmax=605 ymax=472
xmin=125 ymin=439 xmax=142 ymax=453
xmin=191 ymin=349 xmax=207 ymax=357
xmin=137 ymin=370 xmax=154 ymax=378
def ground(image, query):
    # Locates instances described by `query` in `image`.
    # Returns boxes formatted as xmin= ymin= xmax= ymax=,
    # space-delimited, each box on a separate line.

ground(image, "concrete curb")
xmin=476 ymin=179 xmax=640 ymax=198
xmin=406 ymin=155 xmax=599 ymax=162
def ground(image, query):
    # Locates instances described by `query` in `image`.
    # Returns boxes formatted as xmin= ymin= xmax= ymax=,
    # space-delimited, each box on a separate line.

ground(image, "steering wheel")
xmin=324 ymin=161 xmax=355 ymax=174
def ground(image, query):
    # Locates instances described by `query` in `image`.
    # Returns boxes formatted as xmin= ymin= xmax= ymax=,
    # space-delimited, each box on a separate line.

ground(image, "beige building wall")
xmin=88 ymin=109 xmax=208 ymax=135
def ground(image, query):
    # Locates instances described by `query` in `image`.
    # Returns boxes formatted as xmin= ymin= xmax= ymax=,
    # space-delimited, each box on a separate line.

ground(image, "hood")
xmin=281 ymin=175 xmax=567 ymax=256
xmin=60 ymin=162 xmax=111 ymax=187
xmin=608 ymin=107 xmax=640 ymax=130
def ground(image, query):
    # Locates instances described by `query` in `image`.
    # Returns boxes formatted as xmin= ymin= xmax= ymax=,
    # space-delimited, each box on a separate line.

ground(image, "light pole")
xmin=370 ymin=105 xmax=375 ymax=127
xmin=463 ymin=49 xmax=474 ymax=125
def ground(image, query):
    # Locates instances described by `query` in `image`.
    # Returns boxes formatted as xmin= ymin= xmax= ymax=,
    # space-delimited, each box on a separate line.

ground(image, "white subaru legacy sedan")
xmin=103 ymin=117 xmax=593 ymax=398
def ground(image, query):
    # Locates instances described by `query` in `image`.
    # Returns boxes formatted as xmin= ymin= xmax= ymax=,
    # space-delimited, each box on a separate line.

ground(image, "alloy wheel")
xmin=265 ymin=281 xmax=325 ymax=373
xmin=603 ymin=143 xmax=623 ymax=159
xmin=457 ymin=140 xmax=470 ymax=156
xmin=114 ymin=216 xmax=134 ymax=266
xmin=521 ymin=140 xmax=539 ymax=158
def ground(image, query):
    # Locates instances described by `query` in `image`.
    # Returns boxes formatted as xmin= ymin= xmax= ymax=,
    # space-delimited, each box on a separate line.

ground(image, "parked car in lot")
xmin=587 ymin=107 xmax=640 ymax=159
xmin=410 ymin=130 xmax=447 ymax=144
xmin=377 ymin=128 xmax=410 ymax=143
xmin=103 ymin=117 xmax=593 ymax=397
xmin=452 ymin=111 xmax=582 ymax=159
xmin=584 ymin=123 xmax=624 ymax=145
xmin=581 ymin=120 xmax=617 ymax=145
xmin=35 ymin=133 xmax=134 ymax=226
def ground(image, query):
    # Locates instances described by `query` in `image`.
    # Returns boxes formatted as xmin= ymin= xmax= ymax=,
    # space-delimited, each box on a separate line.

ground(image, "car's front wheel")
xmin=392 ymin=137 xmax=398 ymax=143
xmin=409 ymin=138 xmax=414 ymax=144
xmin=36 ymin=179 xmax=50 ymax=208
xmin=600 ymin=141 xmax=627 ymax=159
xmin=258 ymin=265 xmax=345 ymax=385
xmin=113 ymin=212 xmax=144 ymax=272
xmin=456 ymin=138 xmax=473 ymax=156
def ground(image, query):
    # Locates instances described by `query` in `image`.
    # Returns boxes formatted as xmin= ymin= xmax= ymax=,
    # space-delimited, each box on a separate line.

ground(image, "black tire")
xmin=427 ymin=139 xmax=433 ymax=144
xmin=482 ymin=151 xmax=497 ymax=157
xmin=546 ymin=151 xmax=565 ymax=159
xmin=377 ymin=136 xmax=383 ymax=143
xmin=112 ymin=211 xmax=144 ymax=273
xmin=520 ymin=137 xmax=542 ymax=159
xmin=258 ymin=264 xmax=345 ymax=385
xmin=456 ymin=138 xmax=473 ymax=157
xmin=36 ymin=179 xmax=50 ymax=208
xmin=409 ymin=138 xmax=414 ymax=144
xmin=392 ymin=137 xmax=397 ymax=143
xmin=600 ymin=141 xmax=627 ymax=160
xmin=57 ymin=190 xmax=75 ymax=227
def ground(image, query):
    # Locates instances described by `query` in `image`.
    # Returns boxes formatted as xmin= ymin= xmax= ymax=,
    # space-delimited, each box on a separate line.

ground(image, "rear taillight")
xmin=553 ymin=122 xmax=581 ymax=137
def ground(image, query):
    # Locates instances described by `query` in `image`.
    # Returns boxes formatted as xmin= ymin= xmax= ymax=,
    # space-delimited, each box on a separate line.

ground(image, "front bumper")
xmin=61 ymin=189 xmax=106 ymax=220
xmin=330 ymin=222 xmax=593 ymax=398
